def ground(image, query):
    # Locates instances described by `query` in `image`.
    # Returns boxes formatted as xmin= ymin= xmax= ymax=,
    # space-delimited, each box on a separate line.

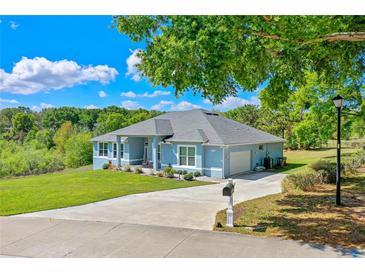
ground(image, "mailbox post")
xmin=223 ymin=178 xmax=235 ymax=227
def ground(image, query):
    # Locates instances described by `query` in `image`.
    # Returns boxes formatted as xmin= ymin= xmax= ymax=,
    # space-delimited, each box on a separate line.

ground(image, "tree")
xmin=41 ymin=107 xmax=80 ymax=131
xmin=64 ymin=132 xmax=93 ymax=168
xmin=225 ymin=105 xmax=260 ymax=128
xmin=95 ymin=113 xmax=127 ymax=135
xmin=11 ymin=112 xmax=35 ymax=142
xmin=53 ymin=121 xmax=75 ymax=153
xmin=115 ymin=16 xmax=365 ymax=104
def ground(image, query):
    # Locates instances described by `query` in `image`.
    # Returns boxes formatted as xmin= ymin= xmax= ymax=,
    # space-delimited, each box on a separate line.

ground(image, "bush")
xmin=343 ymin=150 xmax=365 ymax=174
xmin=124 ymin=165 xmax=132 ymax=172
xmin=310 ymin=160 xmax=336 ymax=184
xmin=176 ymin=170 xmax=183 ymax=175
xmin=163 ymin=166 xmax=175 ymax=178
xmin=182 ymin=170 xmax=188 ymax=175
xmin=0 ymin=145 xmax=65 ymax=177
xmin=156 ymin=171 xmax=164 ymax=177
xmin=134 ymin=167 xmax=143 ymax=174
xmin=102 ymin=163 xmax=109 ymax=170
xmin=183 ymin=173 xmax=194 ymax=181
xmin=282 ymin=173 xmax=317 ymax=192
xmin=193 ymin=171 xmax=201 ymax=177
xmin=64 ymin=132 xmax=93 ymax=168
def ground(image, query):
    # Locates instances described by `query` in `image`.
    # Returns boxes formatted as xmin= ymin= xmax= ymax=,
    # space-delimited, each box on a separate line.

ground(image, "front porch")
xmin=114 ymin=136 xmax=161 ymax=172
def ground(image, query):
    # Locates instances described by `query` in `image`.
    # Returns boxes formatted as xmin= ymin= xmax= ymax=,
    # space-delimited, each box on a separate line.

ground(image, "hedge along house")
xmin=91 ymin=109 xmax=285 ymax=178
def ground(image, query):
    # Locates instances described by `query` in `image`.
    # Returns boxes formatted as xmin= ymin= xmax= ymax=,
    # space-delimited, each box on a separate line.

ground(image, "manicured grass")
xmin=0 ymin=170 xmax=212 ymax=216
xmin=279 ymin=147 xmax=359 ymax=174
xmin=215 ymin=171 xmax=365 ymax=249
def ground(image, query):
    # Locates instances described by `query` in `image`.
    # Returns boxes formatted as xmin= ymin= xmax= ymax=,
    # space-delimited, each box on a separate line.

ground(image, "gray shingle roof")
xmin=91 ymin=109 xmax=285 ymax=145
xmin=110 ymin=118 xmax=173 ymax=136
xmin=90 ymin=133 xmax=127 ymax=142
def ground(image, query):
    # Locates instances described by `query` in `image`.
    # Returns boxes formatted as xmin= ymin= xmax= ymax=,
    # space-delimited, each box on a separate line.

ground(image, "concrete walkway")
xmin=2 ymin=217 xmax=362 ymax=258
xmin=16 ymin=172 xmax=286 ymax=230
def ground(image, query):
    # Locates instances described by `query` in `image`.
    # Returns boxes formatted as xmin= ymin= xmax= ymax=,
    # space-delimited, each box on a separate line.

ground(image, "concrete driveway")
xmin=17 ymin=172 xmax=286 ymax=230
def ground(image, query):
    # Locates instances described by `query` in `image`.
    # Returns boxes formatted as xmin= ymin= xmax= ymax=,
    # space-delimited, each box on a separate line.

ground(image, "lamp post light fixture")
xmin=332 ymin=95 xmax=344 ymax=206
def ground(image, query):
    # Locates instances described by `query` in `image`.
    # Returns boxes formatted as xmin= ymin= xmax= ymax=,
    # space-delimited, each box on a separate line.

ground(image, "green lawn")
xmin=279 ymin=147 xmax=359 ymax=174
xmin=0 ymin=170 xmax=212 ymax=216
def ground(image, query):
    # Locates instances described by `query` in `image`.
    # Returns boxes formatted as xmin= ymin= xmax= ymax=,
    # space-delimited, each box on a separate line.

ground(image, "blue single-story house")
xmin=91 ymin=109 xmax=285 ymax=178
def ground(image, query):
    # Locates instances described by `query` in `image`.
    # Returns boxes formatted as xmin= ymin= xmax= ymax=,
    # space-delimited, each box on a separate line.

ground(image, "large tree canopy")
xmin=115 ymin=16 xmax=365 ymax=104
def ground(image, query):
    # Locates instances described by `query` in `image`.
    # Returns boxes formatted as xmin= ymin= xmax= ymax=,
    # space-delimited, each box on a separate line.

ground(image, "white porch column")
xmin=152 ymin=136 xmax=158 ymax=172
xmin=116 ymin=135 xmax=121 ymax=168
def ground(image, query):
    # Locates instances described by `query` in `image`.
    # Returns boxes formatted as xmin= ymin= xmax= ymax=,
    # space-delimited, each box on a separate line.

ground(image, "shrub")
xmin=183 ymin=173 xmax=194 ymax=181
xmin=124 ymin=165 xmax=132 ymax=172
xmin=176 ymin=170 xmax=183 ymax=175
xmin=134 ymin=167 xmax=143 ymax=174
xmin=182 ymin=170 xmax=188 ymax=175
xmin=102 ymin=163 xmax=109 ymax=170
xmin=310 ymin=160 xmax=336 ymax=184
xmin=64 ymin=132 xmax=93 ymax=168
xmin=282 ymin=173 xmax=317 ymax=192
xmin=193 ymin=171 xmax=201 ymax=177
xmin=343 ymin=150 xmax=365 ymax=174
xmin=156 ymin=171 xmax=164 ymax=177
xmin=163 ymin=166 xmax=175 ymax=178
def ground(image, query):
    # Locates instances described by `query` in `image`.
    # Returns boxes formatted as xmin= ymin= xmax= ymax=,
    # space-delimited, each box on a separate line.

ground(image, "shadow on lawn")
xmin=263 ymin=186 xmax=365 ymax=253
xmin=269 ymin=163 xmax=307 ymax=174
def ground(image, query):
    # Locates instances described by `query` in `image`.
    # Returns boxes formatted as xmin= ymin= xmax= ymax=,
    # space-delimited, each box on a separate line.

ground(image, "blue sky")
xmin=0 ymin=15 xmax=259 ymax=111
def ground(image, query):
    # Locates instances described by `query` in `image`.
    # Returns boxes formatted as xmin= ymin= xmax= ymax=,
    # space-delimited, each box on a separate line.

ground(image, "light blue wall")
xmin=203 ymin=146 xmax=223 ymax=178
xmin=267 ymin=143 xmax=284 ymax=165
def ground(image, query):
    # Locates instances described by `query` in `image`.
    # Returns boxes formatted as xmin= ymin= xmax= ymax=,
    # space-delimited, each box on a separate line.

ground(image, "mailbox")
xmin=223 ymin=182 xmax=235 ymax=196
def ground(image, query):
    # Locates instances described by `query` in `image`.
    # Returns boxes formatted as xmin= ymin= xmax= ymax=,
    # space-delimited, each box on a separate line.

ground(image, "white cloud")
xmin=31 ymin=106 xmax=41 ymax=112
xmin=141 ymin=90 xmax=171 ymax=98
xmin=10 ymin=21 xmax=19 ymax=30
xmin=121 ymin=90 xmax=171 ymax=99
xmin=120 ymin=91 xmax=137 ymax=98
xmin=152 ymin=100 xmax=202 ymax=111
xmin=202 ymin=98 xmax=211 ymax=104
xmin=40 ymin=102 xmax=54 ymax=109
xmin=203 ymin=96 xmax=259 ymax=111
xmin=151 ymin=100 xmax=175 ymax=111
xmin=0 ymin=98 xmax=19 ymax=104
xmin=121 ymin=100 xmax=143 ymax=110
xmin=0 ymin=57 xmax=118 ymax=95
xmin=85 ymin=104 xmax=99 ymax=109
xmin=125 ymin=49 xmax=142 ymax=81
xmin=98 ymin=90 xmax=107 ymax=98
xmin=171 ymin=101 xmax=202 ymax=111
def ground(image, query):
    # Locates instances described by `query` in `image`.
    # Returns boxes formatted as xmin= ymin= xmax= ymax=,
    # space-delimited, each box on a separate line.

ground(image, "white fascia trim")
xmin=222 ymin=140 xmax=285 ymax=147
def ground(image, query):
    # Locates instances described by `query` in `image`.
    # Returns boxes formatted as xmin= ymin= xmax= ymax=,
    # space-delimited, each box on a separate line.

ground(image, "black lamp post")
xmin=332 ymin=95 xmax=344 ymax=206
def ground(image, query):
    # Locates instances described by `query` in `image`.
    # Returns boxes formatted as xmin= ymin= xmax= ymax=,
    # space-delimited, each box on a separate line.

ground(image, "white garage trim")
xmin=229 ymin=150 xmax=251 ymax=175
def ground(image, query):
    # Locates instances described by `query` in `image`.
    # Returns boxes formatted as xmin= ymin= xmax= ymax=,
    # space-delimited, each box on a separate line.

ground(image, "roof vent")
xmin=205 ymin=112 xmax=219 ymax=116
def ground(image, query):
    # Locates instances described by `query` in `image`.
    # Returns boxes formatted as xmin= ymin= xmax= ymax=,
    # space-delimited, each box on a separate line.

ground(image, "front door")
xmin=143 ymin=142 xmax=148 ymax=162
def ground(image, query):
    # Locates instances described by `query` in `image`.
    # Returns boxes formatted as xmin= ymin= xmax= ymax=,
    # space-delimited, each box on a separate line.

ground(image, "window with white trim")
xmin=179 ymin=146 xmax=195 ymax=166
xmin=113 ymin=143 xmax=124 ymax=159
xmin=98 ymin=142 xmax=108 ymax=157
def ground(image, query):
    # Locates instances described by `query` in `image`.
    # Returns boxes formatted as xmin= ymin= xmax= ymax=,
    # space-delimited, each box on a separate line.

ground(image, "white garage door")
xmin=229 ymin=150 xmax=251 ymax=175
